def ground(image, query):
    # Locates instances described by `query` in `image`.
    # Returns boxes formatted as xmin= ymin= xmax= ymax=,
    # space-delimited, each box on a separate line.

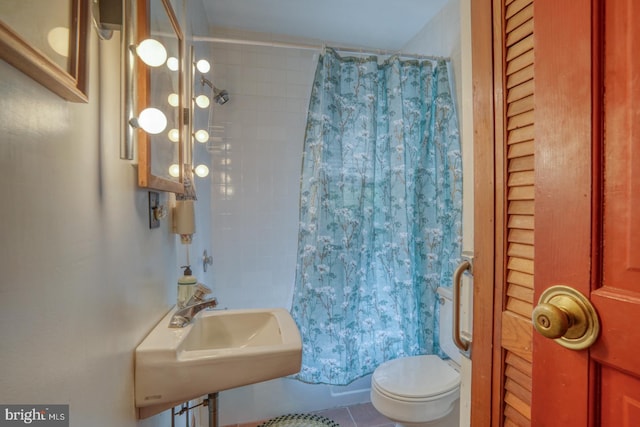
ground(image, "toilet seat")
xmin=372 ymin=355 xmax=460 ymax=401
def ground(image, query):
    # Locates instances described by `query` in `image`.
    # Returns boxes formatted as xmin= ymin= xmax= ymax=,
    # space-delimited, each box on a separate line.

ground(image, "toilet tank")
xmin=436 ymin=287 xmax=462 ymax=365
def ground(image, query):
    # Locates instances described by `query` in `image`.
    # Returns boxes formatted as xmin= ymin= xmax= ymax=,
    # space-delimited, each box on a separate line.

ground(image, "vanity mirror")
xmin=126 ymin=0 xmax=184 ymax=193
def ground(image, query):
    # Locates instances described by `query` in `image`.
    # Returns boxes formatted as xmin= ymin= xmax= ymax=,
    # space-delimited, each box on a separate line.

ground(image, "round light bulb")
xmin=196 ymin=59 xmax=211 ymax=73
xmin=136 ymin=39 xmax=167 ymax=67
xmin=48 ymin=27 xmax=69 ymax=57
xmin=167 ymin=93 xmax=179 ymax=107
xmin=194 ymin=164 xmax=210 ymax=178
xmin=166 ymin=56 xmax=179 ymax=71
xmin=168 ymin=164 xmax=180 ymax=178
xmin=195 ymin=95 xmax=210 ymax=109
xmin=168 ymin=128 xmax=180 ymax=142
xmin=137 ymin=108 xmax=167 ymax=134
xmin=194 ymin=129 xmax=209 ymax=143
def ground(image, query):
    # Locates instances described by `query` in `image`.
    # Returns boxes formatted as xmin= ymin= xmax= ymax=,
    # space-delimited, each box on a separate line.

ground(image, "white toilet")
xmin=371 ymin=287 xmax=461 ymax=427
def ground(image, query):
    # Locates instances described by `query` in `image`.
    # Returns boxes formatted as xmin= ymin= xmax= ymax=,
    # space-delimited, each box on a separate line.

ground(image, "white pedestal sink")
xmin=135 ymin=307 xmax=302 ymax=418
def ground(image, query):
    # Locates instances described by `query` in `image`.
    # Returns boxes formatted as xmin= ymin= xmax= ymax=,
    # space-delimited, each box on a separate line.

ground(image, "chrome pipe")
xmin=121 ymin=0 xmax=136 ymax=160
xmin=207 ymin=393 xmax=218 ymax=427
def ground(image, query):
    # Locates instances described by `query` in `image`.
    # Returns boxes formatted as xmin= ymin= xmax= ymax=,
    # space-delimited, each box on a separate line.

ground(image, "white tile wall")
xmin=204 ymin=41 xmax=316 ymax=311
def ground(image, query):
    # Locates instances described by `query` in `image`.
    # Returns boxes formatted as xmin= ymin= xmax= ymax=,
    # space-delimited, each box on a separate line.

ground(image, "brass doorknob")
xmin=532 ymin=302 xmax=572 ymax=339
xmin=532 ymin=285 xmax=600 ymax=350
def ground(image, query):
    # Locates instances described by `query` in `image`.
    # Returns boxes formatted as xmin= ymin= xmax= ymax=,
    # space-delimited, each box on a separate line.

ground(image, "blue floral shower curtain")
xmin=291 ymin=48 xmax=462 ymax=385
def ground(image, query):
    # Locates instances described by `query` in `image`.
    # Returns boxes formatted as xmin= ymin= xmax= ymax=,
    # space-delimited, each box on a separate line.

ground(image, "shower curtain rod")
xmin=192 ymin=35 xmax=445 ymax=60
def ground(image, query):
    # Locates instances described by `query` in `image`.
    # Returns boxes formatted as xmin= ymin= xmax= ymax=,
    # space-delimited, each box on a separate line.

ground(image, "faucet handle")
xmin=187 ymin=283 xmax=212 ymax=305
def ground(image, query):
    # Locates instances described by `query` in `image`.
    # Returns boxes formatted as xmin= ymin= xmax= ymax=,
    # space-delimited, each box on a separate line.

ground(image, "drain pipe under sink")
xmin=205 ymin=393 xmax=219 ymax=427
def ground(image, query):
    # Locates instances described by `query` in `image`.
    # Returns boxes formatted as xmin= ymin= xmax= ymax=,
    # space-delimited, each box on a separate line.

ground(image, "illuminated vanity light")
xmin=196 ymin=59 xmax=211 ymax=73
xmin=167 ymin=93 xmax=179 ymax=107
xmin=48 ymin=27 xmax=69 ymax=57
xmin=195 ymin=95 xmax=210 ymax=109
xmin=135 ymin=39 xmax=167 ymax=67
xmin=137 ymin=107 xmax=167 ymax=134
xmin=167 ymin=56 xmax=179 ymax=71
xmin=168 ymin=128 xmax=180 ymax=142
xmin=169 ymin=164 xmax=181 ymax=178
xmin=194 ymin=164 xmax=210 ymax=178
xmin=194 ymin=129 xmax=209 ymax=143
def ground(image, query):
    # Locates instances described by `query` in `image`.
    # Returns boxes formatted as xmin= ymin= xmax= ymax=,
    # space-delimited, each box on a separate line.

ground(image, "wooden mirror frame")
xmin=0 ymin=0 xmax=88 ymax=102
xmin=135 ymin=0 xmax=185 ymax=193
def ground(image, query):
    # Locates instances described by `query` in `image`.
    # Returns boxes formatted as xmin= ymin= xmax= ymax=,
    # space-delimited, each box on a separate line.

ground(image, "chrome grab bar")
xmin=453 ymin=256 xmax=473 ymax=355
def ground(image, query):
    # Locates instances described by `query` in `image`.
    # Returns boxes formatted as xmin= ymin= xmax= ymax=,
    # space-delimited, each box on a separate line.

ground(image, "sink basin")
xmin=135 ymin=307 xmax=302 ymax=418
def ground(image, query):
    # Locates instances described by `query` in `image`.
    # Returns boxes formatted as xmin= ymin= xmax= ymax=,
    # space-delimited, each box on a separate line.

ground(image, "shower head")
xmin=201 ymin=76 xmax=229 ymax=105
xmin=213 ymin=87 xmax=229 ymax=105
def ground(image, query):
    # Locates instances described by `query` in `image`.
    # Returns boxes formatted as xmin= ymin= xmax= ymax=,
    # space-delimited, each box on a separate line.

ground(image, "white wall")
xmin=403 ymin=0 xmax=462 ymax=111
xmin=0 ymin=7 xmax=205 ymax=427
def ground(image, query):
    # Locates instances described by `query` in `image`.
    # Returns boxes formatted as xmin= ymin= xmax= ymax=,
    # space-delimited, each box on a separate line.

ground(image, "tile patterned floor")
xmin=223 ymin=402 xmax=395 ymax=427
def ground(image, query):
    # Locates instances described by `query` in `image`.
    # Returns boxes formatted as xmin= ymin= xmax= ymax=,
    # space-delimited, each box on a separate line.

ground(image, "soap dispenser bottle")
xmin=177 ymin=265 xmax=197 ymax=308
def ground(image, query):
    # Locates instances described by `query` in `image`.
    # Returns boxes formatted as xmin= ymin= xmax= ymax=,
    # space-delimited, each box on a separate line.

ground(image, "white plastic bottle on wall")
xmin=177 ymin=265 xmax=197 ymax=308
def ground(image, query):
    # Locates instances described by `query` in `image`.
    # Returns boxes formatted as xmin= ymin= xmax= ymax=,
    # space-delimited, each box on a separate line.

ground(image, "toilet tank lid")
xmin=372 ymin=355 xmax=460 ymax=399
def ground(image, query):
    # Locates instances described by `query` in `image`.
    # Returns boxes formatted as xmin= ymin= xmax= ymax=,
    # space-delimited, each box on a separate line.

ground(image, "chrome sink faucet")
xmin=169 ymin=284 xmax=218 ymax=328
